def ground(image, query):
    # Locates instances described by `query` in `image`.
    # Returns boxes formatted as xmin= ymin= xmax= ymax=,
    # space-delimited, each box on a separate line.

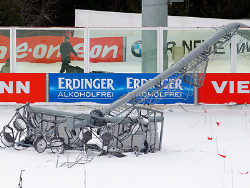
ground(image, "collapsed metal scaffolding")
xmin=0 ymin=23 xmax=246 ymax=157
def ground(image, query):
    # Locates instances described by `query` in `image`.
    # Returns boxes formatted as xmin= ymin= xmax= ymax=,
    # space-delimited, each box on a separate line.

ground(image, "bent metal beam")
xmin=101 ymin=23 xmax=247 ymax=116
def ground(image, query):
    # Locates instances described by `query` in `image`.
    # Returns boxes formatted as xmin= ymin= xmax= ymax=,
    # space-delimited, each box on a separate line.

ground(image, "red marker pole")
xmin=218 ymin=150 xmax=226 ymax=172
xmin=216 ymin=134 xmax=218 ymax=154
xmin=210 ymin=118 xmax=212 ymax=135
xmin=204 ymin=109 xmax=207 ymax=124
xmin=224 ymin=154 xmax=226 ymax=172
xmin=203 ymin=108 xmax=207 ymax=114
xmin=245 ymin=112 xmax=247 ymax=131
xmin=249 ymin=118 xmax=250 ymax=138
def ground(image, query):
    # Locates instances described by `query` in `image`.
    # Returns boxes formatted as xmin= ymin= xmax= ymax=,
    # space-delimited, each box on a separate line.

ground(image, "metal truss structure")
xmin=0 ymin=23 xmax=246 ymax=157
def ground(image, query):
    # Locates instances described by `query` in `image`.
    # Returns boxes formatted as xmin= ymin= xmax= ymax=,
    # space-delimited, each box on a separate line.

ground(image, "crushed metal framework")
xmin=0 ymin=23 xmax=246 ymax=157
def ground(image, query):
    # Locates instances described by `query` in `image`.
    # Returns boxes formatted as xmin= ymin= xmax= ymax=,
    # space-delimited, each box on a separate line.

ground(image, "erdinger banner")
xmin=199 ymin=73 xmax=250 ymax=104
xmin=16 ymin=36 xmax=123 ymax=63
xmin=0 ymin=73 xmax=45 ymax=103
xmin=50 ymin=73 xmax=193 ymax=104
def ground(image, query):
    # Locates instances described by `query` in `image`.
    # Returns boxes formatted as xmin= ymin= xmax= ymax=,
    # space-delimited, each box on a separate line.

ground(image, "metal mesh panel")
xmin=108 ymin=106 xmax=163 ymax=152
xmin=30 ymin=113 xmax=81 ymax=146
xmin=182 ymin=57 xmax=209 ymax=88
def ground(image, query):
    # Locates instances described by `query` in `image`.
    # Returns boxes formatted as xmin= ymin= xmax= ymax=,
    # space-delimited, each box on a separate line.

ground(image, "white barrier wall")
xmin=75 ymin=10 xmax=142 ymax=27
xmin=75 ymin=9 xmax=250 ymax=28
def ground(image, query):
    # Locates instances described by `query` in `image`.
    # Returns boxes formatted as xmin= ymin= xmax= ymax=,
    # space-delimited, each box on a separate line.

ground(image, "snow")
xmin=1 ymin=104 xmax=250 ymax=188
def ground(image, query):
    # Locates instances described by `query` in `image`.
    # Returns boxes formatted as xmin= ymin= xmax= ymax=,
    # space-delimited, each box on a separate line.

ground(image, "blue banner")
xmin=50 ymin=73 xmax=193 ymax=104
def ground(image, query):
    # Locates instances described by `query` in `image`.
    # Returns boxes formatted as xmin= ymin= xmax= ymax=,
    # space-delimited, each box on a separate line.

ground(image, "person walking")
xmin=59 ymin=37 xmax=78 ymax=73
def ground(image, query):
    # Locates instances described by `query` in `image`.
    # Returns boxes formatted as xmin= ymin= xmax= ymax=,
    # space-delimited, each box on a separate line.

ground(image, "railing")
xmin=0 ymin=26 xmax=249 ymax=74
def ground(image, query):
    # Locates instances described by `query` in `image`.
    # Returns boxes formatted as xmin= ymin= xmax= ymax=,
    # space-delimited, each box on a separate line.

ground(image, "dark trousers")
xmin=60 ymin=61 xmax=70 ymax=73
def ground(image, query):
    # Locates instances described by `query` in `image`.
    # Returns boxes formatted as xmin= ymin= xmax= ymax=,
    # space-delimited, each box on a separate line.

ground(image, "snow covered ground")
xmin=1 ymin=104 xmax=250 ymax=188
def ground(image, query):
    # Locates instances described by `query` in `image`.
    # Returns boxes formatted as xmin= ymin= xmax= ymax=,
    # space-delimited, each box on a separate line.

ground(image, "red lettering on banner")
xmin=89 ymin=37 xmax=123 ymax=63
xmin=0 ymin=81 xmax=30 ymax=93
xmin=0 ymin=36 xmax=123 ymax=64
xmin=0 ymin=36 xmax=10 ymax=63
xmin=199 ymin=73 xmax=250 ymax=104
xmin=15 ymin=36 xmax=123 ymax=63
xmin=212 ymin=81 xmax=250 ymax=93
xmin=0 ymin=73 xmax=45 ymax=103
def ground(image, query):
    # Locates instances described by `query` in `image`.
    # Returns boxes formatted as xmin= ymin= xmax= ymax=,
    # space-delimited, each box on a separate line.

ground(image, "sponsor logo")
xmin=0 ymin=73 xmax=45 ymax=103
xmin=131 ymin=40 xmax=142 ymax=57
xmin=126 ymin=77 xmax=183 ymax=90
xmin=212 ymin=81 xmax=250 ymax=93
xmin=15 ymin=36 xmax=123 ymax=63
xmin=0 ymin=81 xmax=30 ymax=93
xmin=50 ymin=73 xmax=193 ymax=104
xmin=0 ymin=36 xmax=123 ymax=64
xmin=126 ymin=77 xmax=185 ymax=99
xmin=56 ymin=78 xmax=116 ymax=99
xmin=199 ymin=73 xmax=250 ymax=104
xmin=50 ymin=75 xmax=116 ymax=101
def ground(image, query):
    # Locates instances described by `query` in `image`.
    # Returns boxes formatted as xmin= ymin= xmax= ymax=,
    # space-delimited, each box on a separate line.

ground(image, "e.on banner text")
xmin=0 ymin=36 xmax=123 ymax=63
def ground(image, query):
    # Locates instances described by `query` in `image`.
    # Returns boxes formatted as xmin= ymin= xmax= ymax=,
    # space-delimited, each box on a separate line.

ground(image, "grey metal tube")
xmin=45 ymin=73 xmax=50 ymax=102
xmin=28 ymin=106 xmax=164 ymax=123
xmin=27 ymin=106 xmax=77 ymax=117
xmin=104 ymin=116 xmax=164 ymax=123
xmin=101 ymin=23 xmax=246 ymax=116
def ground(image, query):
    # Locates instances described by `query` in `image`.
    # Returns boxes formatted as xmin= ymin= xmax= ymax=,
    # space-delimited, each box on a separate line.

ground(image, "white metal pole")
xmin=158 ymin=27 xmax=164 ymax=73
xmin=230 ymin=32 xmax=237 ymax=73
xmin=11 ymin=27 xmax=17 ymax=73
xmin=84 ymin=28 xmax=90 ymax=73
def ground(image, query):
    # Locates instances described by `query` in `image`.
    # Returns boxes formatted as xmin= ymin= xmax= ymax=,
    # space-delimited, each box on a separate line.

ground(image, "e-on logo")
xmin=131 ymin=40 xmax=142 ymax=57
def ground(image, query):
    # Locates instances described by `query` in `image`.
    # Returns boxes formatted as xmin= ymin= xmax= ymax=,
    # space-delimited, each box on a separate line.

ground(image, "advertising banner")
xmin=199 ymin=73 xmax=250 ymax=104
xmin=50 ymin=73 xmax=193 ymax=104
xmin=0 ymin=73 xmax=45 ymax=103
xmin=16 ymin=36 xmax=123 ymax=63
xmin=0 ymin=36 xmax=10 ymax=63
xmin=126 ymin=36 xmax=141 ymax=62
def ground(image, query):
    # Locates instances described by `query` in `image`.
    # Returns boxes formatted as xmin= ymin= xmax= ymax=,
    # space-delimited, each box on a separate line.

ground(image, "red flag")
xmin=207 ymin=137 xmax=213 ymax=140
xmin=239 ymin=172 xmax=249 ymax=174
xmin=218 ymin=154 xmax=226 ymax=158
xmin=216 ymin=122 xmax=220 ymax=126
xmin=204 ymin=109 xmax=207 ymax=113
